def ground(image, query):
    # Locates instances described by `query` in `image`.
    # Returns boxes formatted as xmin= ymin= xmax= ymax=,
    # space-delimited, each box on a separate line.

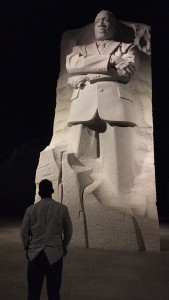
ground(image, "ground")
xmin=0 ymin=220 xmax=169 ymax=300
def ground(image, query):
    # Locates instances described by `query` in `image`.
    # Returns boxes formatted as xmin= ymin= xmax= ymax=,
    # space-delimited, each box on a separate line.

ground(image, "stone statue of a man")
xmin=35 ymin=10 xmax=159 ymax=251
xmin=66 ymin=10 xmax=139 ymax=128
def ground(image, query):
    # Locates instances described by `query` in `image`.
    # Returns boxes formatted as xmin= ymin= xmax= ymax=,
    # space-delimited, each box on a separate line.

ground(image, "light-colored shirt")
xmin=20 ymin=198 xmax=73 ymax=265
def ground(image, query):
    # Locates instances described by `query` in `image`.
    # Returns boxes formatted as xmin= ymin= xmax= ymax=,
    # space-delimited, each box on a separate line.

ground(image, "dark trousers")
xmin=27 ymin=250 xmax=63 ymax=300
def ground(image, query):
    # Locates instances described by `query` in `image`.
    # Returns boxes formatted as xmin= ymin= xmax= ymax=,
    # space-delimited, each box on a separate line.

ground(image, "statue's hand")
xmin=68 ymin=75 xmax=88 ymax=88
xmin=110 ymin=56 xmax=135 ymax=75
xmin=110 ymin=55 xmax=126 ymax=67
xmin=116 ymin=62 xmax=135 ymax=78
xmin=110 ymin=56 xmax=135 ymax=78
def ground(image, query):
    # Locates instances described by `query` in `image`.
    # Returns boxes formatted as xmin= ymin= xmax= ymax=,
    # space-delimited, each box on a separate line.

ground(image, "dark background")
xmin=0 ymin=0 xmax=168 ymax=220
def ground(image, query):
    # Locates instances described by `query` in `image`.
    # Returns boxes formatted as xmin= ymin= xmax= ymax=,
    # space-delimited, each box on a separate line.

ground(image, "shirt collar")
xmin=96 ymin=40 xmax=112 ymax=46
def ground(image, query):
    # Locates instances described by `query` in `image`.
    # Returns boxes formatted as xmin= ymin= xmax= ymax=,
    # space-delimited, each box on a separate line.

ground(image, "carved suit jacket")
xmin=66 ymin=41 xmax=139 ymax=126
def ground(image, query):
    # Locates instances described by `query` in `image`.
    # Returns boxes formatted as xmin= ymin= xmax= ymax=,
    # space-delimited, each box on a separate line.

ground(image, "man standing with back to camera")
xmin=20 ymin=179 xmax=73 ymax=300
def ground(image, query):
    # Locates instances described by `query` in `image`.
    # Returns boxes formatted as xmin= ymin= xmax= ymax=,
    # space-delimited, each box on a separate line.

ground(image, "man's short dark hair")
xmin=39 ymin=179 xmax=54 ymax=197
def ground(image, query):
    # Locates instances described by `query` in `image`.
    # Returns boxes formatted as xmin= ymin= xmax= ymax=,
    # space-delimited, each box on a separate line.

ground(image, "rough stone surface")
xmin=35 ymin=17 xmax=160 ymax=251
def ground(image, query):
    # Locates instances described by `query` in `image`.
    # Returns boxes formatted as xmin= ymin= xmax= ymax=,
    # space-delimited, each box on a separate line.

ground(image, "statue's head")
xmin=94 ymin=10 xmax=117 ymax=41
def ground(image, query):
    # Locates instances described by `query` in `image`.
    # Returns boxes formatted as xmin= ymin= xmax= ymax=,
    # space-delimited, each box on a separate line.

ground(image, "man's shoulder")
xmin=24 ymin=203 xmax=36 ymax=214
xmin=73 ymin=43 xmax=96 ymax=55
xmin=25 ymin=199 xmax=68 ymax=213
xmin=46 ymin=199 xmax=68 ymax=210
xmin=54 ymin=201 xmax=68 ymax=211
xmin=51 ymin=201 xmax=69 ymax=216
xmin=72 ymin=44 xmax=88 ymax=55
xmin=39 ymin=198 xmax=67 ymax=209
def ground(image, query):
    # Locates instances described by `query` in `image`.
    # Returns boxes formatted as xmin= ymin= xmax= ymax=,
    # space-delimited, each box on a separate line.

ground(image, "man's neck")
xmin=41 ymin=196 xmax=52 ymax=200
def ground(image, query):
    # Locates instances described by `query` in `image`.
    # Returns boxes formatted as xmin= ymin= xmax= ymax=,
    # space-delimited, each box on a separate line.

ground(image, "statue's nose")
xmin=98 ymin=19 xmax=105 ymax=26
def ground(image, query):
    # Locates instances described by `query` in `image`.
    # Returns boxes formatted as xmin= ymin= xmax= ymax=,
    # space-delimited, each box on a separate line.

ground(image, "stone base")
xmin=35 ymin=147 xmax=160 ymax=251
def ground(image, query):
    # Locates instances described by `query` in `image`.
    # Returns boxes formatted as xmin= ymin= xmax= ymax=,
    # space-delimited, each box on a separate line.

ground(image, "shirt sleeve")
xmin=20 ymin=208 xmax=30 ymax=250
xmin=62 ymin=206 xmax=73 ymax=250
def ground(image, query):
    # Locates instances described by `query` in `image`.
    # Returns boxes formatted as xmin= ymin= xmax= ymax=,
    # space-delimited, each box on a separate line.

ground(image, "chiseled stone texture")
xmin=35 ymin=19 xmax=160 ymax=251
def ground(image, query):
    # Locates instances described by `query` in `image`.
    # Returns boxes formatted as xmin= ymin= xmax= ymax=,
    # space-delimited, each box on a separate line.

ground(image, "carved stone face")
xmin=94 ymin=10 xmax=116 ymax=41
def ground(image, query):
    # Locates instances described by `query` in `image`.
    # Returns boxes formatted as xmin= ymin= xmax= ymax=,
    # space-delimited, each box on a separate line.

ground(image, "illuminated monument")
xmin=36 ymin=11 xmax=160 ymax=250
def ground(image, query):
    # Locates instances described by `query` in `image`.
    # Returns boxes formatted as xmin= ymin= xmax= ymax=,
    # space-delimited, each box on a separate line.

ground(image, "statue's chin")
xmin=96 ymin=33 xmax=113 ymax=41
xmin=95 ymin=32 xmax=107 ymax=40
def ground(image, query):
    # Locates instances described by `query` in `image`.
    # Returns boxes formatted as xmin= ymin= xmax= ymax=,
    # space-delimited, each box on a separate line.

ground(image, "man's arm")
xmin=110 ymin=44 xmax=139 ymax=79
xmin=20 ymin=208 xmax=31 ymax=250
xmin=62 ymin=206 xmax=73 ymax=254
xmin=66 ymin=45 xmax=110 ymax=75
xmin=66 ymin=44 xmax=139 ymax=86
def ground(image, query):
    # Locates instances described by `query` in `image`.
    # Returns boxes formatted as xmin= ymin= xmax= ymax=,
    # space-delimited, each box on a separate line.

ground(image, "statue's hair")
xmin=95 ymin=10 xmax=117 ymax=24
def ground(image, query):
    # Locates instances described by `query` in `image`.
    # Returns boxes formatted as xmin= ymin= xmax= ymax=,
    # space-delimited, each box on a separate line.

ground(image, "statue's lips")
xmin=97 ymin=27 xmax=107 ymax=33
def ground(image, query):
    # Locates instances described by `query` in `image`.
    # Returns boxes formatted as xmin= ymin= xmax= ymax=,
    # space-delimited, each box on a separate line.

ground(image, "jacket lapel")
xmin=87 ymin=43 xmax=100 ymax=54
xmin=102 ymin=41 xmax=120 ymax=55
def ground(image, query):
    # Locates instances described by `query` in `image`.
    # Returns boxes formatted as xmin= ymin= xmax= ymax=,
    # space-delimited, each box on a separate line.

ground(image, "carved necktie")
xmin=98 ymin=41 xmax=107 ymax=53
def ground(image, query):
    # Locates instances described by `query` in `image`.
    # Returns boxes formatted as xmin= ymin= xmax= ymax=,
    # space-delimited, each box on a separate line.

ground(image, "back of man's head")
xmin=38 ymin=179 xmax=54 ymax=198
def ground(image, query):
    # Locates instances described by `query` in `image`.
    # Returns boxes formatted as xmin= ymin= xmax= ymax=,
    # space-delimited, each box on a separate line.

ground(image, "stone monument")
xmin=35 ymin=10 xmax=160 ymax=251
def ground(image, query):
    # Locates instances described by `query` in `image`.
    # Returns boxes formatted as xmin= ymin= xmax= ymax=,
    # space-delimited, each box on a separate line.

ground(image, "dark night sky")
xmin=0 ymin=0 xmax=169 ymax=219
